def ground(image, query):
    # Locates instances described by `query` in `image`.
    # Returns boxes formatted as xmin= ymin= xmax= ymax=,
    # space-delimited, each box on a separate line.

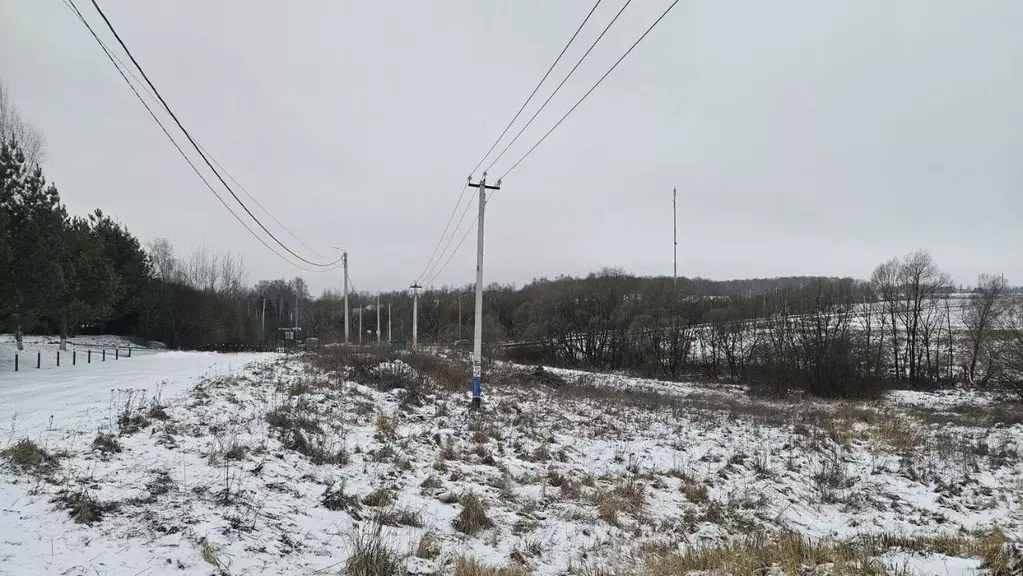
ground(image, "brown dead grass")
xmin=453 ymin=557 xmax=531 ymax=576
xmin=454 ymin=492 xmax=494 ymax=535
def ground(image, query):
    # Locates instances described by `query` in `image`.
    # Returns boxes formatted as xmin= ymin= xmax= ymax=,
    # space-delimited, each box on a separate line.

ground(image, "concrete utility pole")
xmin=358 ymin=305 xmax=363 ymax=345
xmin=343 ymin=251 xmax=350 ymax=344
xmin=468 ymin=172 xmax=501 ymax=409
xmin=261 ymin=298 xmax=266 ymax=341
xmin=458 ymin=295 xmax=462 ymax=342
xmin=376 ymin=295 xmax=381 ymax=345
xmin=410 ymin=282 xmax=421 ymax=350
xmin=673 ymin=187 xmax=677 ymax=287
xmin=387 ymin=303 xmax=392 ymax=343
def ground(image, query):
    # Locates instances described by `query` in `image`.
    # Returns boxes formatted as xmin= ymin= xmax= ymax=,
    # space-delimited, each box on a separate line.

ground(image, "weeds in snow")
xmin=453 ymin=557 xmax=530 ymax=576
xmin=454 ymin=492 xmax=494 ymax=535
xmin=1 ymin=438 xmax=61 ymax=476
xmin=346 ymin=523 xmax=402 ymax=576
xmin=91 ymin=432 xmax=122 ymax=456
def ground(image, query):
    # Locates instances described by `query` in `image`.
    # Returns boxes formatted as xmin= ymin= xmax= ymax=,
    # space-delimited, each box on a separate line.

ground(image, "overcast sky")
xmin=2 ymin=0 xmax=1021 ymax=294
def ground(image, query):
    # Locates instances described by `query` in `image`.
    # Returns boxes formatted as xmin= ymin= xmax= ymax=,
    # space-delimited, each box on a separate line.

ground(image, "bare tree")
xmin=897 ymin=251 xmax=952 ymax=385
xmin=1001 ymin=298 xmax=1023 ymax=399
xmin=146 ymin=237 xmax=178 ymax=281
xmin=963 ymin=274 xmax=1008 ymax=385
xmin=0 ymin=80 xmax=46 ymax=166
xmin=871 ymin=258 xmax=902 ymax=380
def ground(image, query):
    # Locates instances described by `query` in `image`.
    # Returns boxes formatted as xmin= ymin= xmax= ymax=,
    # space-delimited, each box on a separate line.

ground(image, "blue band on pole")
xmin=472 ymin=376 xmax=481 ymax=398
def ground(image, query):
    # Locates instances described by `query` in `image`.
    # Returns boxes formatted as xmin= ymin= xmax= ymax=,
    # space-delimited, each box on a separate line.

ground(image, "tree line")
xmin=489 ymin=256 xmax=1023 ymax=399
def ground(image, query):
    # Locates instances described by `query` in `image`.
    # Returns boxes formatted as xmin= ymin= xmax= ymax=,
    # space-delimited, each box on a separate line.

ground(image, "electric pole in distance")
xmin=343 ymin=251 xmax=350 ymax=344
xmin=673 ymin=187 xmax=677 ymax=288
xmin=468 ymin=172 xmax=501 ymax=410
xmin=410 ymin=282 xmax=421 ymax=351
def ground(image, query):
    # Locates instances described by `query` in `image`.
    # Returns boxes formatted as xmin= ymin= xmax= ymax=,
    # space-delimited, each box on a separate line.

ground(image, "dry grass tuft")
xmin=1 ymin=438 xmax=60 ymax=476
xmin=92 ymin=432 xmax=122 ymax=455
xmin=644 ymin=530 xmax=1012 ymax=576
xmin=322 ymin=482 xmax=361 ymax=513
xmin=645 ymin=532 xmax=882 ymax=576
xmin=453 ymin=557 xmax=531 ymax=576
xmin=595 ymin=480 xmax=646 ymax=526
xmin=421 ymin=474 xmax=444 ymax=491
xmin=374 ymin=412 xmax=397 ymax=442
xmin=454 ymin=492 xmax=495 ymax=535
xmin=346 ymin=524 xmax=403 ymax=576
xmin=871 ymin=410 xmax=920 ymax=456
xmin=51 ymin=489 xmax=110 ymax=525
xmin=441 ymin=436 xmax=460 ymax=461
xmin=375 ymin=506 xmax=424 ymax=528
xmin=362 ymin=487 xmax=395 ymax=508
xmin=416 ymin=531 xmax=442 ymax=560
xmin=682 ymin=481 xmax=709 ymax=504
xmin=532 ymin=444 xmax=551 ymax=462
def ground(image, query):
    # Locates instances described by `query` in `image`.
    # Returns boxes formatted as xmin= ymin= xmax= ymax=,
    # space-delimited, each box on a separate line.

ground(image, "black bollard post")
xmin=37 ymin=351 xmax=41 ymax=369
xmin=73 ymin=350 xmax=77 ymax=365
xmin=115 ymin=348 xmax=119 ymax=360
xmin=14 ymin=354 xmax=18 ymax=372
xmin=57 ymin=351 xmax=60 ymax=367
xmin=128 ymin=347 xmax=132 ymax=358
xmin=88 ymin=349 xmax=92 ymax=363
xmin=102 ymin=349 xmax=106 ymax=362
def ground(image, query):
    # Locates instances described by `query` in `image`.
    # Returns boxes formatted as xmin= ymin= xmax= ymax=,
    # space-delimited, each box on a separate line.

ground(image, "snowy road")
xmin=0 ymin=351 xmax=271 ymax=441
xmin=0 ymin=350 xmax=274 ymax=576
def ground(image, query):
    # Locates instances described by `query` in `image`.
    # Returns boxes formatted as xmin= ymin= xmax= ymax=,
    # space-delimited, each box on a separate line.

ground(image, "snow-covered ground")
xmin=1 ymin=349 xmax=1020 ymax=575
xmin=0 ymin=334 xmax=161 ymax=373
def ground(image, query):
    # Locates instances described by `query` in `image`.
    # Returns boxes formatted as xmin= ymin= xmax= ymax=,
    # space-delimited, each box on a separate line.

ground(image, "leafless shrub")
xmin=92 ymin=432 xmax=122 ymax=456
xmin=454 ymin=492 xmax=494 ymax=535
xmin=116 ymin=390 xmax=151 ymax=435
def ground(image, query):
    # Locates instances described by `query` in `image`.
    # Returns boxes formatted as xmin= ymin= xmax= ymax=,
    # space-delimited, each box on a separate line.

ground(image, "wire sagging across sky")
xmin=78 ymin=0 xmax=342 ymax=269
xmin=415 ymin=0 xmax=607 ymax=286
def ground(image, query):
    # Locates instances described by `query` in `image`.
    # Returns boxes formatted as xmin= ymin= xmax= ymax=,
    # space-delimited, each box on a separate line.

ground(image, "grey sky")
xmin=2 ymin=0 xmax=1021 ymax=295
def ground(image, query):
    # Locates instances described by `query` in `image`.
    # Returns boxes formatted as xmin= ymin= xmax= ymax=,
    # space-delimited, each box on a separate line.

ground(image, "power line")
xmin=417 ymin=1 xmax=604 ymax=286
xmin=485 ymin=0 xmax=634 ymax=173
xmin=61 ymin=0 xmax=341 ymax=274
xmin=195 ymin=143 xmax=329 ymax=261
xmin=498 ymin=0 xmax=682 ymax=181
xmin=86 ymin=0 xmax=342 ymax=269
xmin=420 ymin=188 xmax=477 ymax=285
xmin=422 ymin=213 xmax=479 ymax=287
xmin=469 ymin=0 xmax=604 ymax=176
xmin=415 ymin=179 xmax=469 ymax=285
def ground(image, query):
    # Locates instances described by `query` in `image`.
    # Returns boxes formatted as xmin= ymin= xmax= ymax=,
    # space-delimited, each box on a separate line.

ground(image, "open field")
xmin=1 ymin=346 xmax=1021 ymax=575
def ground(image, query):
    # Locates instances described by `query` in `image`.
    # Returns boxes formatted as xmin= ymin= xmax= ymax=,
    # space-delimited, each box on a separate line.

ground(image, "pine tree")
xmin=55 ymin=217 xmax=120 ymax=348
xmin=0 ymin=138 xmax=67 ymax=349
